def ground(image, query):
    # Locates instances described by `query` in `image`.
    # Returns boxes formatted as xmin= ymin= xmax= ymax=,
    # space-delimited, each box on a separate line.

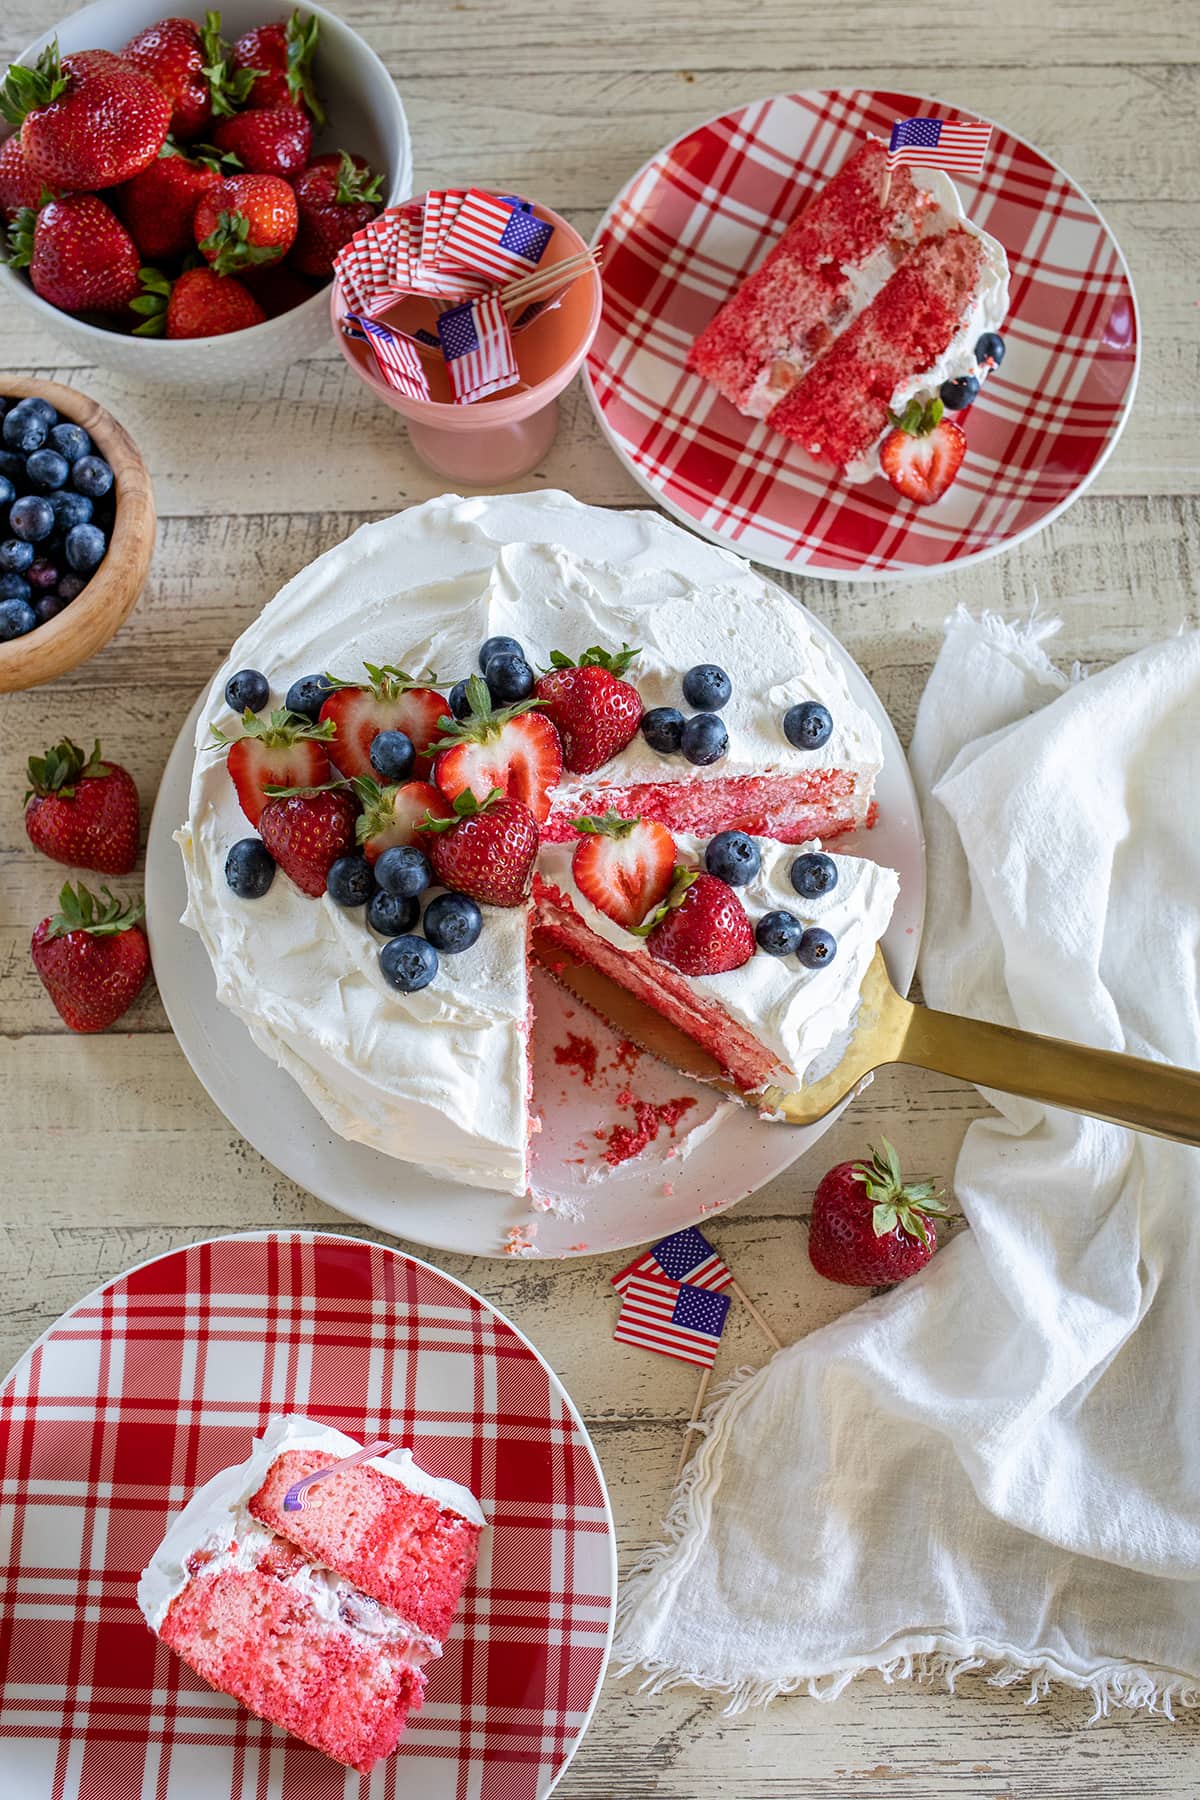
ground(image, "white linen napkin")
xmin=613 ymin=610 xmax=1200 ymax=1718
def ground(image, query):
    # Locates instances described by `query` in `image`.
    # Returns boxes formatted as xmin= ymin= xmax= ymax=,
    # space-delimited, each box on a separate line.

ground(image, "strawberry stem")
xmin=629 ymin=864 xmax=697 ymax=936
xmin=25 ymin=737 xmax=107 ymax=803
xmin=198 ymin=209 xmax=284 ymax=276
xmin=851 ymin=1137 xmax=953 ymax=1245
xmin=418 ymin=786 xmax=504 ymax=833
xmin=0 ymin=40 xmax=69 ymax=128
xmin=45 ymin=881 xmax=144 ymax=941
xmin=333 ymin=148 xmax=382 ymax=205
xmin=541 ymin=642 xmax=639 ymax=677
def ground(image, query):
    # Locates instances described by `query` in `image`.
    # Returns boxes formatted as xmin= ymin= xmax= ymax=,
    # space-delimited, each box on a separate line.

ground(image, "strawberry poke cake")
xmin=138 ymin=1415 xmax=485 ymax=1773
xmin=688 ymin=138 xmax=1010 ymax=504
xmin=177 ymin=490 xmax=898 ymax=1196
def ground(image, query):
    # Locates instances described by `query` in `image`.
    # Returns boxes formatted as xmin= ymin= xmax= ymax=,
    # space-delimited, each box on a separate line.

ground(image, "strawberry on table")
xmin=212 ymin=103 xmax=311 ymax=179
xmin=808 ymin=1139 xmax=953 ymax=1287
xmin=114 ymin=141 xmax=226 ymax=261
xmin=290 ymin=151 xmax=383 ymax=277
xmin=194 ymin=172 xmax=298 ymax=272
xmin=571 ymin=811 xmax=675 ymax=930
xmin=534 ymin=644 xmax=643 ymax=775
xmin=132 ymin=265 xmax=266 ymax=338
xmin=7 ymin=195 xmax=141 ymax=315
xmin=352 ymin=775 xmax=452 ymax=863
xmin=211 ymin=707 xmax=334 ymax=827
xmin=879 ymin=398 xmax=966 ymax=506
xmin=319 ymin=664 xmax=449 ymax=780
xmin=0 ymin=43 xmax=170 ymax=190
xmin=258 ymin=785 xmax=357 ymax=897
xmin=231 ymin=11 xmax=325 ymax=123
xmin=421 ymin=789 xmax=539 ymax=907
xmin=25 ymin=738 xmax=140 ymax=875
xmin=31 ymin=881 xmax=150 ymax=1033
xmin=431 ymin=674 xmax=562 ymax=823
xmin=636 ymin=869 xmax=755 ymax=975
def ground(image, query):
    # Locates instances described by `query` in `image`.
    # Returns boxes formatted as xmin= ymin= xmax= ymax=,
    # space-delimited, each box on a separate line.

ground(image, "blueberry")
xmin=225 ymin=668 xmax=270 ymax=713
xmin=0 ymin=476 xmax=14 ymax=509
xmin=681 ymin=712 xmax=728 ymax=766
xmin=367 ymin=889 xmax=419 ymax=936
xmin=24 ymin=447 xmax=69 ymax=491
xmin=9 ymin=495 xmax=55 ymax=542
xmin=0 ymin=451 xmax=27 ymax=490
xmin=478 ymin=633 xmax=522 ymax=672
xmin=0 ymin=570 xmax=32 ymax=601
xmin=50 ymin=490 xmax=93 ymax=531
xmin=27 ymin=557 xmax=58 ymax=591
xmin=783 ymin=700 xmax=832 ymax=750
xmin=65 ymin=523 xmax=107 ymax=573
xmin=755 ymin=909 xmax=804 ymax=956
xmin=448 ymin=678 xmax=473 ymax=720
xmin=380 ymin=933 xmax=439 ymax=992
xmin=48 ymin=421 xmax=91 ymax=464
xmin=797 ymin=926 xmax=837 ymax=969
xmin=3 ymin=398 xmax=52 ymax=453
xmin=704 ymin=829 xmax=760 ymax=886
xmin=682 ymin=663 xmax=732 ymax=710
xmin=789 ymin=851 xmax=838 ymax=898
xmin=975 ymin=331 xmax=1005 ymax=368
xmin=640 ymin=706 xmax=685 ymax=754
xmin=71 ymin=454 xmax=114 ymax=499
xmin=423 ymin=890 xmax=482 ymax=954
xmin=940 ymin=374 xmax=980 ymax=411
xmin=0 ymin=596 xmax=37 ymax=639
xmin=285 ymin=672 xmax=335 ymax=721
xmin=56 ymin=572 xmax=87 ymax=602
xmin=375 ymin=844 xmax=432 ymax=899
xmin=485 ymin=651 xmax=535 ymax=704
xmin=0 ymin=538 xmax=34 ymax=573
xmin=225 ymin=838 xmax=277 ymax=898
xmin=326 ymin=853 xmax=375 ymax=906
xmin=369 ymin=729 xmax=415 ymax=781
xmin=34 ymin=594 xmax=63 ymax=623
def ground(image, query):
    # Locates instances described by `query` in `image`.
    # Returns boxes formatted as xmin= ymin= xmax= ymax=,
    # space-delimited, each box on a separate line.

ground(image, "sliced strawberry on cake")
xmin=212 ymin=708 xmax=335 ymax=826
xmin=431 ymin=675 xmax=562 ymax=823
xmin=571 ymin=811 xmax=675 ymax=929
xmin=321 ymin=663 xmax=449 ymax=778
xmin=878 ymin=398 xmax=966 ymax=505
xmin=353 ymin=775 xmax=453 ymax=863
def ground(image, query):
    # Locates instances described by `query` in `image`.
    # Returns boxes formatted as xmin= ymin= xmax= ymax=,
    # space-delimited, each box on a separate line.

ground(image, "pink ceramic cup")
xmin=331 ymin=195 xmax=602 ymax=483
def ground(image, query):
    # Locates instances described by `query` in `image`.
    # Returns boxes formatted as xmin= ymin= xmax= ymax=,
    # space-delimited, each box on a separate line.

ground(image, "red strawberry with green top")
xmin=212 ymin=103 xmax=311 ymax=179
xmin=352 ymin=776 xmax=452 ymax=863
xmin=24 ymin=738 xmax=140 ymax=875
xmin=808 ymin=1139 xmax=953 ymax=1286
xmin=194 ymin=172 xmax=297 ymax=272
xmin=231 ymin=11 xmax=324 ymax=123
xmin=431 ymin=673 xmax=562 ymax=824
xmin=212 ymin=707 xmax=334 ymax=826
xmin=421 ymin=789 xmax=539 ymax=907
xmin=319 ymin=664 xmax=450 ymax=780
xmin=238 ymin=258 xmax=316 ymax=318
xmin=0 ymin=132 xmax=54 ymax=222
xmin=31 ymin=882 xmax=150 ymax=1032
xmin=0 ymin=44 xmax=171 ymax=190
xmin=258 ymin=785 xmax=357 ymax=897
xmin=133 ymin=264 xmax=266 ymax=338
xmin=115 ymin=141 xmax=225 ymax=261
xmin=290 ymin=150 xmax=383 ymax=277
xmin=636 ymin=869 xmax=754 ymax=975
xmin=120 ymin=13 xmax=255 ymax=139
xmin=534 ymin=644 xmax=642 ymax=775
xmin=879 ymin=398 xmax=966 ymax=507
xmin=7 ymin=195 xmax=141 ymax=315
xmin=571 ymin=812 xmax=675 ymax=930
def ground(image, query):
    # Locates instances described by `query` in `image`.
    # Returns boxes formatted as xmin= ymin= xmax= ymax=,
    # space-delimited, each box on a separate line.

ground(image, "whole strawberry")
xmin=0 ymin=43 xmax=170 ymax=189
xmin=808 ymin=1139 xmax=953 ymax=1287
xmin=122 ymin=16 xmax=213 ymax=139
xmin=7 ymin=194 xmax=141 ymax=315
xmin=31 ymin=882 xmax=150 ymax=1033
xmin=0 ymin=132 xmax=52 ymax=222
xmin=194 ymin=172 xmax=297 ymax=272
xmin=535 ymin=645 xmax=643 ymax=775
xmin=25 ymin=738 xmax=140 ymax=874
xmin=421 ymin=789 xmax=538 ymax=907
xmin=638 ymin=869 xmax=754 ymax=975
xmin=212 ymin=103 xmax=311 ymax=178
xmin=231 ymin=11 xmax=325 ymax=122
xmin=290 ymin=150 xmax=383 ymax=277
xmin=239 ymin=259 xmax=317 ymax=318
xmin=259 ymin=785 xmax=357 ymax=897
xmin=115 ymin=142 xmax=224 ymax=261
xmin=134 ymin=265 xmax=266 ymax=339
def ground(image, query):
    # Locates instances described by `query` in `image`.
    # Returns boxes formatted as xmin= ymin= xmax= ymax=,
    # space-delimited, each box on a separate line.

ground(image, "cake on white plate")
xmin=177 ymin=490 xmax=899 ymax=1197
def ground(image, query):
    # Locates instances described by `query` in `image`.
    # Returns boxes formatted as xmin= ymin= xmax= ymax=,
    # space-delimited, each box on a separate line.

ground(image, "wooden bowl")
xmin=0 ymin=376 xmax=156 ymax=693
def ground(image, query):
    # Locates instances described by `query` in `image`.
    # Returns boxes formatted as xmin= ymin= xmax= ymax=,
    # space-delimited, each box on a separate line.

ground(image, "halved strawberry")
xmin=352 ymin=776 xmax=453 ymax=863
xmin=431 ymin=674 xmax=562 ymax=824
xmin=879 ymin=398 xmax=966 ymax=506
xmin=534 ymin=644 xmax=642 ymax=775
xmin=320 ymin=663 xmax=449 ymax=779
xmin=571 ymin=812 xmax=676 ymax=930
xmin=634 ymin=869 xmax=756 ymax=975
xmin=211 ymin=708 xmax=334 ymax=827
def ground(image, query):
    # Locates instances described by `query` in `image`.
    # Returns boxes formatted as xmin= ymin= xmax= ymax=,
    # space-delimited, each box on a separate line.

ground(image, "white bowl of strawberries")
xmin=0 ymin=0 xmax=410 ymax=383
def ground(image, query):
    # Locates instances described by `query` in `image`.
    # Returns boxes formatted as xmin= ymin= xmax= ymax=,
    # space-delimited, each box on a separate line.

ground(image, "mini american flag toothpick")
xmin=437 ymin=293 xmax=520 ymax=402
xmin=613 ymin=1226 xmax=733 ymax=1294
xmin=440 ymin=187 xmax=555 ymax=284
xmin=613 ymin=1275 xmax=730 ymax=1369
xmin=887 ymin=116 xmax=993 ymax=176
xmin=353 ymin=315 xmax=433 ymax=402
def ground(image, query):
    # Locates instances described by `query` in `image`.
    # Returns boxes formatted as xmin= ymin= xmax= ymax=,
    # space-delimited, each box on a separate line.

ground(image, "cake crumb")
xmin=504 ymin=1223 xmax=540 ymax=1257
xmin=553 ymin=1031 xmax=599 ymax=1085
xmin=602 ymin=1095 xmax=698 ymax=1167
xmin=529 ymin=1113 xmax=543 ymax=1134
xmin=662 ymin=1182 xmax=675 ymax=1196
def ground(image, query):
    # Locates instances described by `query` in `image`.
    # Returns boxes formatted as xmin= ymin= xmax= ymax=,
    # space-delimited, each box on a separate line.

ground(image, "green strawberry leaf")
xmin=333 ymin=148 xmax=383 ymax=206
xmin=46 ymin=881 xmax=144 ymax=941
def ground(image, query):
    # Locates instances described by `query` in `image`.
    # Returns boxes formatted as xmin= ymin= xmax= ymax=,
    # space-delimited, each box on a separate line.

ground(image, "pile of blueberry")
xmin=449 ymin=633 xmax=535 ymax=716
xmin=939 ymin=330 xmax=1006 ymax=412
xmin=0 ymin=395 xmax=116 ymax=642
xmin=704 ymin=829 xmax=839 ymax=968
xmin=641 ymin=662 xmax=734 ymax=765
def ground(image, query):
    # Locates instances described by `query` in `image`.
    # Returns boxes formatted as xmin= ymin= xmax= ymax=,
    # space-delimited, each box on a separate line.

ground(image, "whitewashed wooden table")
xmin=2 ymin=0 xmax=1199 ymax=1792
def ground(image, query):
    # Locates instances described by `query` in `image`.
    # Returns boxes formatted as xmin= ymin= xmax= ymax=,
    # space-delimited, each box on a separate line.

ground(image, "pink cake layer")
xmin=543 ymin=771 xmax=871 ymax=845
xmin=160 ymin=1559 xmax=425 ymax=1774
xmin=250 ymin=1451 xmax=482 ymax=1642
xmin=688 ymin=140 xmax=936 ymax=417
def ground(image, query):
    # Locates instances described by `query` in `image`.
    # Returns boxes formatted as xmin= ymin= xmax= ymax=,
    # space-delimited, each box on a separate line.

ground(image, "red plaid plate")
xmin=0 ymin=1232 xmax=615 ymax=1799
xmin=586 ymin=88 xmax=1140 ymax=579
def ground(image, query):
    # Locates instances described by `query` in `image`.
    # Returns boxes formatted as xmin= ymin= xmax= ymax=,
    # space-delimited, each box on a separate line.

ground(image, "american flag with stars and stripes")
xmin=612 ymin=1274 xmax=731 ymax=1368
xmin=353 ymin=315 xmax=431 ymax=402
xmin=611 ymin=1225 xmax=734 ymax=1296
xmin=441 ymin=187 xmax=555 ymax=284
xmin=436 ymin=293 xmax=520 ymax=402
xmin=886 ymin=116 xmax=992 ymax=176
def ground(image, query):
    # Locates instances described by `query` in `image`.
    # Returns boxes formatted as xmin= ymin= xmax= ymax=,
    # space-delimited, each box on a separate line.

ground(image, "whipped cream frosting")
xmin=179 ymin=491 xmax=884 ymax=1195
xmin=138 ymin=1413 xmax=485 ymax=1636
xmin=538 ymin=833 xmax=899 ymax=1085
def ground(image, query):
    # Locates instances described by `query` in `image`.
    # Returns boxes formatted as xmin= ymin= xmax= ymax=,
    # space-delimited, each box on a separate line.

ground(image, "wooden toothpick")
xmin=730 ymin=1279 xmax=782 ymax=1351
xmin=675 ymin=1366 xmax=712 ymax=1482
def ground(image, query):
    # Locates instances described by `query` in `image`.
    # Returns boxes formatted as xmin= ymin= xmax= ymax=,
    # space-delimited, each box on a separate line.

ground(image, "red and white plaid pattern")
xmin=586 ymin=88 xmax=1139 ymax=579
xmin=0 ymin=1232 xmax=614 ymax=1799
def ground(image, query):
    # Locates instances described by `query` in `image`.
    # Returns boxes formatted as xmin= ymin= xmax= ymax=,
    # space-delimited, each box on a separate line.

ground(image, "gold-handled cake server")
xmin=532 ymin=934 xmax=1200 ymax=1146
